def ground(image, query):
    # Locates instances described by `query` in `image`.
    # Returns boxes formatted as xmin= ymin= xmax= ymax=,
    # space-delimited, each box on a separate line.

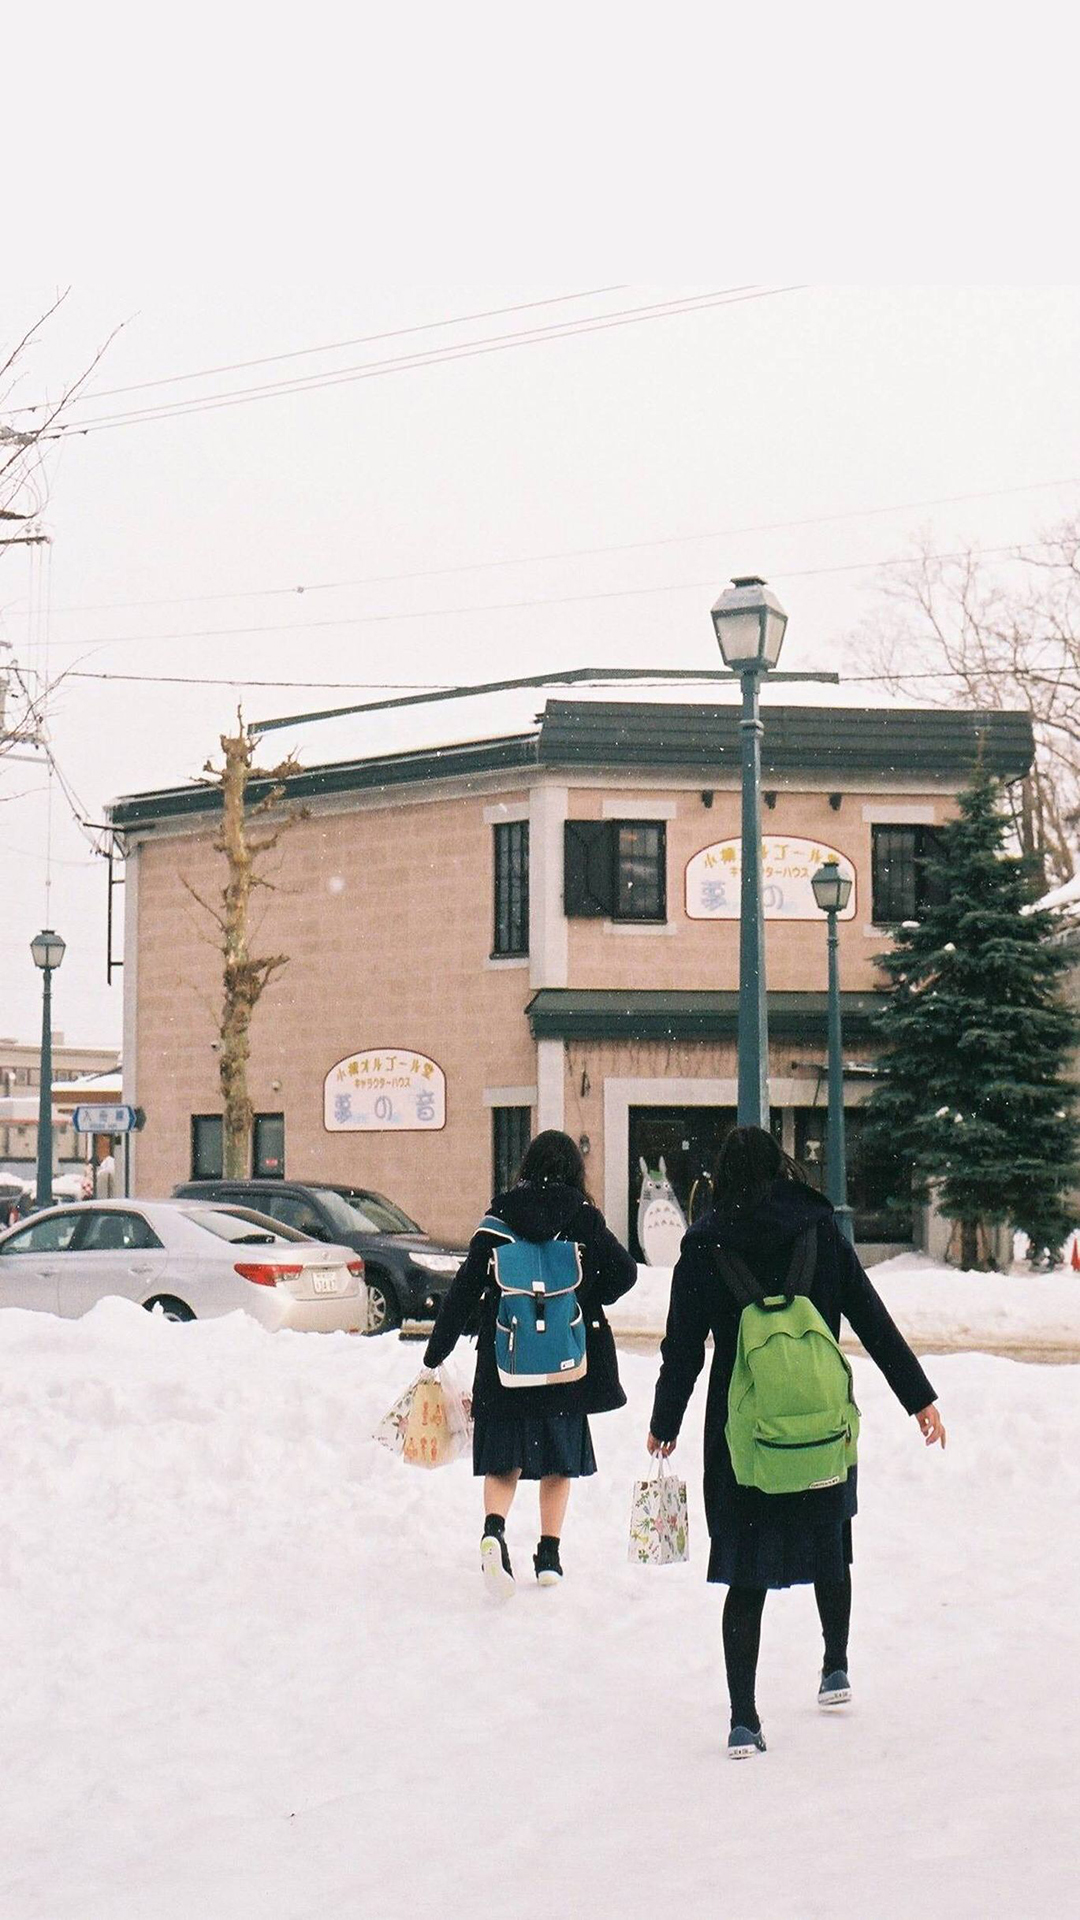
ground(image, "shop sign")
xmin=323 ymin=1049 xmax=446 ymax=1132
xmin=685 ymin=837 xmax=857 ymax=921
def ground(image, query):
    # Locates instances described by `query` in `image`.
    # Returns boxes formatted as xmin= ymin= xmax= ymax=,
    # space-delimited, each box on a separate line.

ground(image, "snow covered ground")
xmin=0 ymin=1302 xmax=1076 ymax=1918
xmin=609 ymin=1254 xmax=1080 ymax=1348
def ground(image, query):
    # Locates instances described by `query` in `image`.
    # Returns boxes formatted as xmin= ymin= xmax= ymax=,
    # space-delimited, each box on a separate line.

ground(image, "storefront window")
xmin=793 ymin=1106 xmax=912 ymax=1242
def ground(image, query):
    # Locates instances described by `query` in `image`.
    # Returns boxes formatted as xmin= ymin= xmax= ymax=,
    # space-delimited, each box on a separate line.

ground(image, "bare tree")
xmin=855 ymin=522 xmax=1080 ymax=885
xmin=183 ymin=717 xmax=306 ymax=1177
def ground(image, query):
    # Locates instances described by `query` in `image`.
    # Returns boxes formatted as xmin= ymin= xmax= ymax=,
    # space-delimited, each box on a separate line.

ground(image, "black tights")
xmin=722 ymin=1573 xmax=851 ymax=1730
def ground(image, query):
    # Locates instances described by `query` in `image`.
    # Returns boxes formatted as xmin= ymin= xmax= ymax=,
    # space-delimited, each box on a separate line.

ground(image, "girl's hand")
xmin=647 ymin=1432 xmax=676 ymax=1457
xmin=915 ymin=1404 xmax=946 ymax=1448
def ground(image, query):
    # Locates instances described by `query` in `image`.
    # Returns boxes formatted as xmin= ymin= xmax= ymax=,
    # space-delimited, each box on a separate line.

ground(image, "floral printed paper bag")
xmin=628 ymin=1460 xmax=689 ymax=1565
xmin=374 ymin=1369 xmax=470 ymax=1469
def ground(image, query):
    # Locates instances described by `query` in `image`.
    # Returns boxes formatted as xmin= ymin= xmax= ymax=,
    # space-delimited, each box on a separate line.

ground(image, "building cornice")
xmin=108 ymin=701 xmax=1034 ymax=834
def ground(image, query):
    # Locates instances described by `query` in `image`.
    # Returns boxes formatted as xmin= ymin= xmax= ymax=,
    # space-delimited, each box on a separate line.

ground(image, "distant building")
xmin=0 ymin=1036 xmax=122 ymax=1178
xmin=110 ymin=699 xmax=1034 ymax=1259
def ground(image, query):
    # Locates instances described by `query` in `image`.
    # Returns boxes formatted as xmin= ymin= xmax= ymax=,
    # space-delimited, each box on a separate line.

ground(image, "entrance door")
xmin=628 ymin=1107 xmax=787 ymax=1261
xmin=627 ymin=1108 xmax=735 ymax=1261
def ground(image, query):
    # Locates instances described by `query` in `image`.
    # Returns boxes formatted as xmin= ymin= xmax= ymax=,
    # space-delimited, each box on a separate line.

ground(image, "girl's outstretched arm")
xmin=423 ymin=1234 xmax=491 ymax=1369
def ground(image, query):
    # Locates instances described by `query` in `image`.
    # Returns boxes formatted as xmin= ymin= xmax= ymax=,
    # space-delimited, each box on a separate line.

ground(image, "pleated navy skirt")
xmin=707 ymin=1467 xmax=858 ymax=1589
xmin=472 ymin=1407 xmax=597 ymax=1479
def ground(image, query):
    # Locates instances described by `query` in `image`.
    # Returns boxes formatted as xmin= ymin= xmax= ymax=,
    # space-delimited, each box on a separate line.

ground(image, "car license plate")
xmin=312 ymin=1271 xmax=338 ymax=1295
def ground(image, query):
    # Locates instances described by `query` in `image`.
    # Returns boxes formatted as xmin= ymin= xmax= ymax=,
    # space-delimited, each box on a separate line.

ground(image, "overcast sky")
xmin=3 ymin=13 xmax=1078 ymax=1049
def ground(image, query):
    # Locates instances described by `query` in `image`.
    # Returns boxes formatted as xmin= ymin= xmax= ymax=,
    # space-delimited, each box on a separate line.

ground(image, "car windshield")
xmin=305 ymin=1188 xmax=381 ymax=1236
xmin=179 ymin=1207 xmax=286 ymax=1245
xmin=334 ymin=1188 xmax=421 ymax=1234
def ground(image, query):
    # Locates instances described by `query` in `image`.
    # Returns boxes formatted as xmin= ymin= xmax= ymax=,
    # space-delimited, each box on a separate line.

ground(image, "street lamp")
xmin=711 ymin=575 xmax=789 ymax=1125
xmin=811 ymin=860 xmax=854 ymax=1243
xmin=30 ymin=928 xmax=65 ymax=1210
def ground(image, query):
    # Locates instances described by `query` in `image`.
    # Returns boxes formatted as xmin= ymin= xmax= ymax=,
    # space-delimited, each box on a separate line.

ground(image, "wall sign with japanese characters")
xmin=324 ymin=1049 xmax=447 ymax=1132
xmin=685 ymin=837 xmax=857 ymax=921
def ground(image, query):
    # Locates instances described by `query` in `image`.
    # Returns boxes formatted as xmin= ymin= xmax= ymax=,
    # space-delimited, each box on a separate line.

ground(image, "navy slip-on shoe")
xmin=727 ymin=1724 xmax=767 ymax=1759
xmin=818 ymin=1668 xmax=852 ymax=1707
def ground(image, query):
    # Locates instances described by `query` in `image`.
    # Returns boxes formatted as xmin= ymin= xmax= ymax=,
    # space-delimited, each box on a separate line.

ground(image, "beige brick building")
xmin=110 ymin=699 xmax=1034 ymax=1257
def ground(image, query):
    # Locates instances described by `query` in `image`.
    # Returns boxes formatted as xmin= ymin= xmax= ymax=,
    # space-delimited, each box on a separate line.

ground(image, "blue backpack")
xmin=480 ymin=1216 xmax=588 ymax=1389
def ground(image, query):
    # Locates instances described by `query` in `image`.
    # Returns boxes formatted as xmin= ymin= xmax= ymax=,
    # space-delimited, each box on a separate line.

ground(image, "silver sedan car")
xmin=0 ymin=1198 xmax=368 ymax=1333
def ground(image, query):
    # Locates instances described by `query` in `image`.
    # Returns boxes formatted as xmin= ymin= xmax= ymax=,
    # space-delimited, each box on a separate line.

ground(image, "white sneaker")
xmin=480 ymin=1531 xmax=515 ymax=1599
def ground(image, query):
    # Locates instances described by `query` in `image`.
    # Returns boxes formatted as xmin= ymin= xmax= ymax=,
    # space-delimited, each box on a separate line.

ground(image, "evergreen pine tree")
xmin=864 ymin=763 xmax=1077 ymax=1268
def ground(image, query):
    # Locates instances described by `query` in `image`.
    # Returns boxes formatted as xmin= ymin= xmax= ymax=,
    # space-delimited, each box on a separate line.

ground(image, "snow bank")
xmin=0 ymin=1302 xmax=1076 ymax=1918
xmin=608 ymin=1256 xmax=1080 ymax=1345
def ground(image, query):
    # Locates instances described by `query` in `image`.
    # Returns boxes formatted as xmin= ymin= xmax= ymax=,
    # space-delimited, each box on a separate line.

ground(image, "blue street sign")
xmin=72 ymin=1103 xmax=142 ymax=1135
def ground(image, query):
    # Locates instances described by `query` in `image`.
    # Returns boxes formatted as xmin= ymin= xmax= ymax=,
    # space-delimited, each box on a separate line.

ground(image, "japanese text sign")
xmin=685 ymin=837 xmax=857 ymax=921
xmin=323 ymin=1049 xmax=446 ymax=1132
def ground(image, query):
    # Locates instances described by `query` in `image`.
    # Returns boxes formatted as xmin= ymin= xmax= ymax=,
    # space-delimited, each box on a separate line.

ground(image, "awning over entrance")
xmin=525 ymin=988 xmax=883 ymax=1044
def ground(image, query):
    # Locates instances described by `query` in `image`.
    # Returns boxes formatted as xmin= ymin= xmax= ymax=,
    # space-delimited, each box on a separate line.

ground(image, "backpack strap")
xmin=785 ymin=1225 xmax=818 ymax=1294
xmin=714 ymin=1225 xmax=818 ymax=1308
xmin=714 ymin=1245 xmax=767 ymax=1308
xmin=478 ymin=1214 xmax=516 ymax=1242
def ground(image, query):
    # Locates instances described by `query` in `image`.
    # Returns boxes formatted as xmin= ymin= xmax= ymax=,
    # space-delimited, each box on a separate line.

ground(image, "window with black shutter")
xmin=492 ymin=1107 xmax=532 ymax=1194
xmin=563 ymin=820 xmax=615 ymax=917
xmin=492 ymin=821 xmax=529 ymax=956
xmin=564 ymin=818 xmax=668 ymax=921
xmin=871 ymin=825 xmax=948 ymax=924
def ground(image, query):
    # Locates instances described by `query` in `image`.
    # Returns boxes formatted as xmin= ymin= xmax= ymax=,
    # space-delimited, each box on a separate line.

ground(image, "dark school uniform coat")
xmin=424 ymin=1180 xmax=637 ymax=1418
xmin=650 ymin=1179 xmax=937 ymax=1568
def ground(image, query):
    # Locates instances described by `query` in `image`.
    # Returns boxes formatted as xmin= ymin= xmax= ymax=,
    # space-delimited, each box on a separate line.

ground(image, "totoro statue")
xmin=636 ymin=1156 xmax=688 ymax=1267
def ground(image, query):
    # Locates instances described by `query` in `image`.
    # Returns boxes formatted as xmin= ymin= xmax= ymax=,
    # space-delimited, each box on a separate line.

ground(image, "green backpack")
xmin=717 ymin=1228 xmax=860 ymax=1496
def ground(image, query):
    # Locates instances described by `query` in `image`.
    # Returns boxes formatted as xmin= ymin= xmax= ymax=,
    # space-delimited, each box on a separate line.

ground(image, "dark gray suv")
xmin=172 ymin=1179 xmax=466 ymax=1333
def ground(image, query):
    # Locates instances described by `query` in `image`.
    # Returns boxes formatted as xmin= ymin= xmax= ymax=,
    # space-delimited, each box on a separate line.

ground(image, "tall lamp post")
xmin=810 ymin=860 xmax=854 ymax=1243
xmin=31 ymin=928 xmax=65 ymax=1210
xmin=710 ymin=576 xmax=789 ymax=1126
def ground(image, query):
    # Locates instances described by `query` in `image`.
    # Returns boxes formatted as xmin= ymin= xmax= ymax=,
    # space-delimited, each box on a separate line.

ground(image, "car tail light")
xmin=347 ymin=1259 xmax=365 ymax=1278
xmin=234 ymin=1262 xmax=305 ymax=1288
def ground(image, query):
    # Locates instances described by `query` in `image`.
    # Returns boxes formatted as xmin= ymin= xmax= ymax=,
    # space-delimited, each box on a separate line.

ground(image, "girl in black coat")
xmin=425 ymin=1130 xmax=637 ymax=1596
xmin=648 ymin=1126 xmax=946 ymax=1756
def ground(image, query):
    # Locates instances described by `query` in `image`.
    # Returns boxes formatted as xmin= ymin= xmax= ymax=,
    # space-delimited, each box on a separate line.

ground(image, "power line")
xmin=38 ymin=537 xmax=1064 ymax=654
xmin=10 ymin=287 xmax=628 ymax=412
xmin=41 ymin=473 xmax=1080 ymax=620
xmin=45 ymin=288 xmax=799 ymax=437
xmin=64 ymin=663 xmax=1069 ymax=694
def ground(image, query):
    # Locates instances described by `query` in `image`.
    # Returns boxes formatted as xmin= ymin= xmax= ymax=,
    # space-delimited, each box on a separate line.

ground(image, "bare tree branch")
xmin=852 ymin=522 xmax=1080 ymax=883
xmin=189 ymin=713 xmax=305 ymax=1176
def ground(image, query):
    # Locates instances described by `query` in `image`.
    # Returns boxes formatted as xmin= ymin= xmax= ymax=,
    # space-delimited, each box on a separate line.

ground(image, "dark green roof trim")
xmin=526 ymin=988 xmax=883 ymax=1044
xmin=538 ymin=702 xmax=1035 ymax=779
xmin=110 ymin=732 xmax=540 ymax=831
xmin=109 ymin=700 xmax=1034 ymax=831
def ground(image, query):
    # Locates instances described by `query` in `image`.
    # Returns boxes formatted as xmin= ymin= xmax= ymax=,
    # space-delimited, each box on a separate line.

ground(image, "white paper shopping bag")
xmin=628 ymin=1458 xmax=689 ymax=1565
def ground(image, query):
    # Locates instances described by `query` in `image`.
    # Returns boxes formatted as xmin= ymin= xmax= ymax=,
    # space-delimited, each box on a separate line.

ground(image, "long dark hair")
xmin=713 ymin=1124 xmax=809 ymax=1218
xmin=516 ymin=1129 xmax=589 ymax=1196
